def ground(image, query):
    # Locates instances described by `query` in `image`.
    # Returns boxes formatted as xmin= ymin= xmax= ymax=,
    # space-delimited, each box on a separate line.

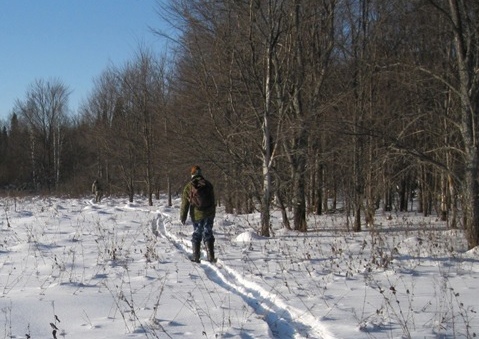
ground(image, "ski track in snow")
xmin=152 ymin=211 xmax=335 ymax=339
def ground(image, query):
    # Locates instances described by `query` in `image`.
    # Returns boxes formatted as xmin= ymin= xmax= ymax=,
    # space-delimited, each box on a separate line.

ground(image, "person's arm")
xmin=180 ymin=183 xmax=191 ymax=224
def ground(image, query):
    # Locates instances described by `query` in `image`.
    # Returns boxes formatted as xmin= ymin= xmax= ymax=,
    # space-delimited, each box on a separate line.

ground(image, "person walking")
xmin=92 ymin=179 xmax=103 ymax=203
xmin=180 ymin=165 xmax=216 ymax=263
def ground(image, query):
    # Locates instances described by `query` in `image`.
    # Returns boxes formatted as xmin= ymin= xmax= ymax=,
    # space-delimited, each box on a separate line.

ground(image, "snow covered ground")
xmin=0 ymin=195 xmax=477 ymax=338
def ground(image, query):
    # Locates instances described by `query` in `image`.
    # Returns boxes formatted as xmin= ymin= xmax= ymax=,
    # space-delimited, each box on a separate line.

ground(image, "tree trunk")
xmin=292 ymin=160 xmax=307 ymax=232
xmin=448 ymin=0 xmax=479 ymax=248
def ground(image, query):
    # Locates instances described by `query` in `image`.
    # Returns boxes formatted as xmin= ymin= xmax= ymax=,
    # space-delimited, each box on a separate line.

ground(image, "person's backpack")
xmin=189 ymin=177 xmax=214 ymax=210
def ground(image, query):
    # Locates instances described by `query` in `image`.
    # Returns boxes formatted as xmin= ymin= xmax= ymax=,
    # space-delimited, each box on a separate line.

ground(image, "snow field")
xmin=0 ymin=195 xmax=478 ymax=338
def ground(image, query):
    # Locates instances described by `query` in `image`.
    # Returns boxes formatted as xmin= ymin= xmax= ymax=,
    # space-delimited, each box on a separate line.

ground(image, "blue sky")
xmin=0 ymin=0 xmax=173 ymax=122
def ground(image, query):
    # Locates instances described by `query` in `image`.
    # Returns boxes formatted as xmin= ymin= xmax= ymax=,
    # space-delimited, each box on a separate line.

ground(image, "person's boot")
xmin=205 ymin=239 xmax=216 ymax=262
xmin=191 ymin=242 xmax=201 ymax=263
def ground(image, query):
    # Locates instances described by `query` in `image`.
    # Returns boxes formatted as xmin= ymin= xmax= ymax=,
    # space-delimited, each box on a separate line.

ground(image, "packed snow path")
xmin=153 ymin=212 xmax=335 ymax=339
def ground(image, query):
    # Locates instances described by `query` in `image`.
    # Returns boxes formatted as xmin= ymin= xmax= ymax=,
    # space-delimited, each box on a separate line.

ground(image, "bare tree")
xmin=281 ymin=0 xmax=336 ymax=232
xmin=14 ymin=78 xmax=70 ymax=190
xmin=119 ymin=49 xmax=169 ymax=205
xmin=443 ymin=0 xmax=479 ymax=248
xmin=81 ymin=67 xmax=123 ymax=195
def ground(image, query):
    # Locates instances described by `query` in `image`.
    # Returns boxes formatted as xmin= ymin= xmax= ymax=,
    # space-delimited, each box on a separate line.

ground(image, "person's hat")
xmin=191 ymin=165 xmax=202 ymax=176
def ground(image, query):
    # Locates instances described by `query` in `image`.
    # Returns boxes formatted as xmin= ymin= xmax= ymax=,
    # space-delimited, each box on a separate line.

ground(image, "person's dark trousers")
xmin=192 ymin=217 xmax=215 ymax=262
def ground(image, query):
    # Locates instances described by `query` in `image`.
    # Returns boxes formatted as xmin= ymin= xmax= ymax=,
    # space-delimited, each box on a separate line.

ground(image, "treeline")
xmin=1 ymin=0 xmax=479 ymax=248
